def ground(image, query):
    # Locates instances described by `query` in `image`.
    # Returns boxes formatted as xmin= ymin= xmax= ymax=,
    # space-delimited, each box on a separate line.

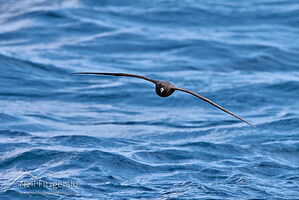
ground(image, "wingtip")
xmin=244 ymin=121 xmax=255 ymax=127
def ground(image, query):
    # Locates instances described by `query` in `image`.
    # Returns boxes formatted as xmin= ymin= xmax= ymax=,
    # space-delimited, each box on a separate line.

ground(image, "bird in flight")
xmin=74 ymin=72 xmax=253 ymax=127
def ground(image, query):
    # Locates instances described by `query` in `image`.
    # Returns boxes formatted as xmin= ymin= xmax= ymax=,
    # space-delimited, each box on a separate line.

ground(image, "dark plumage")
xmin=73 ymin=72 xmax=253 ymax=127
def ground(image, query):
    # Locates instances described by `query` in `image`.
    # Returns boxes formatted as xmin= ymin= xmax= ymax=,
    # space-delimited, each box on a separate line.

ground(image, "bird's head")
xmin=155 ymin=81 xmax=175 ymax=97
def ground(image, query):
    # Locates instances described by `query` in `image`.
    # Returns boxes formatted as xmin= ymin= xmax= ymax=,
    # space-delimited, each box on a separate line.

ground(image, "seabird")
xmin=74 ymin=72 xmax=253 ymax=127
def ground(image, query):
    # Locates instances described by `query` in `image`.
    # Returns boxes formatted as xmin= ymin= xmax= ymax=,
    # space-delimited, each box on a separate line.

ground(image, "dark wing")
xmin=73 ymin=72 xmax=158 ymax=84
xmin=174 ymin=87 xmax=253 ymax=127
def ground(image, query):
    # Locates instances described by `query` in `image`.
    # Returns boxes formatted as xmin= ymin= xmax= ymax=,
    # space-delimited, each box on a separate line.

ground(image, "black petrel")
xmin=74 ymin=72 xmax=253 ymax=127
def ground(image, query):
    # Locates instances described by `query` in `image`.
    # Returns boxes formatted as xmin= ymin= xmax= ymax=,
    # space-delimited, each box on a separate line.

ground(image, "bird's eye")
xmin=160 ymin=87 xmax=164 ymax=93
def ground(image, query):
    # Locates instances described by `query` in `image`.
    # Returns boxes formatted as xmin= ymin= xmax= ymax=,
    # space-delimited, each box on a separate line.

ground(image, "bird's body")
xmin=74 ymin=72 xmax=253 ymax=127
xmin=155 ymin=81 xmax=175 ymax=97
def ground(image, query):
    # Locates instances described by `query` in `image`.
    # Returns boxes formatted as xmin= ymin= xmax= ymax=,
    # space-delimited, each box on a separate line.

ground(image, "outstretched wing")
xmin=174 ymin=87 xmax=253 ymax=127
xmin=73 ymin=72 xmax=158 ymax=84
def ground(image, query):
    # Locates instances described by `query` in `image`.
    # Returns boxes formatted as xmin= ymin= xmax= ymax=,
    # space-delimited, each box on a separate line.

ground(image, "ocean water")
xmin=0 ymin=0 xmax=299 ymax=199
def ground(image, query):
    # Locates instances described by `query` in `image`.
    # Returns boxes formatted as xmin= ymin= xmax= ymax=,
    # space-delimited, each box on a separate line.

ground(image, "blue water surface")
xmin=0 ymin=0 xmax=299 ymax=199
